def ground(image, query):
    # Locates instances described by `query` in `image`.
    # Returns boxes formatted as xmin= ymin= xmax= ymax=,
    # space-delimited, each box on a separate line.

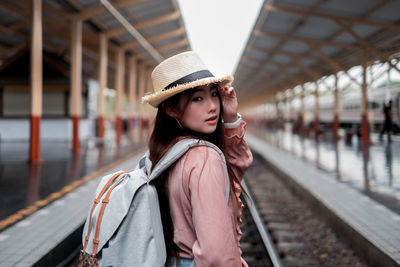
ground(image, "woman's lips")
xmin=205 ymin=116 xmax=218 ymax=124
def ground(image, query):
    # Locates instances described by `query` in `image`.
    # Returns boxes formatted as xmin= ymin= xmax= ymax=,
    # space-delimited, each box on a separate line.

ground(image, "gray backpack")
xmin=79 ymin=138 xmax=230 ymax=267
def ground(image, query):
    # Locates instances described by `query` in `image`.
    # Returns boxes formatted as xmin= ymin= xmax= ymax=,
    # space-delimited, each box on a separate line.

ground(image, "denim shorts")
xmin=169 ymin=256 xmax=195 ymax=267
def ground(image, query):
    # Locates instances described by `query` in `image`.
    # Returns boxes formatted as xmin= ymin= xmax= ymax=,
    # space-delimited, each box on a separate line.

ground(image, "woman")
xmin=142 ymin=51 xmax=253 ymax=267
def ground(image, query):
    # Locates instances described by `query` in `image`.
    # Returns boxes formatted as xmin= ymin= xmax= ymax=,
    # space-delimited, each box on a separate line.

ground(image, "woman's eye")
xmin=211 ymin=91 xmax=218 ymax=97
xmin=192 ymin=96 xmax=202 ymax=102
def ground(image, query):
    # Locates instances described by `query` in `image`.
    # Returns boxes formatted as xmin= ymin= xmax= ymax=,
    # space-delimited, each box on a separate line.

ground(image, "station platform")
xmin=0 ymin=142 xmax=146 ymax=266
xmin=246 ymin=130 xmax=400 ymax=267
xmin=0 ymin=139 xmax=146 ymax=223
xmin=253 ymin=126 xmax=400 ymax=215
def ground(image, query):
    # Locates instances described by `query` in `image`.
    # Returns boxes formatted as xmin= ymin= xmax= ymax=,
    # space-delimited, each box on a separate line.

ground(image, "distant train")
xmin=303 ymin=85 xmax=400 ymax=132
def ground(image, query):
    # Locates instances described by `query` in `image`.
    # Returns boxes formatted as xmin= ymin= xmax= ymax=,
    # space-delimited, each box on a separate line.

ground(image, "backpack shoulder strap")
xmin=79 ymin=171 xmax=128 ymax=266
xmin=149 ymin=138 xmax=230 ymax=202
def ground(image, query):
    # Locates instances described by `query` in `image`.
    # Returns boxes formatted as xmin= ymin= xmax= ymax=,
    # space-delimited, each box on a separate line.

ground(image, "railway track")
xmin=242 ymin=152 xmax=369 ymax=267
xmin=241 ymin=171 xmax=313 ymax=267
xmin=239 ymin=192 xmax=280 ymax=267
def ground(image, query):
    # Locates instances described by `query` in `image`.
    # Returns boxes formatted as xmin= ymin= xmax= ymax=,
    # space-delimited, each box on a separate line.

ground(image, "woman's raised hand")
xmin=219 ymin=86 xmax=238 ymax=123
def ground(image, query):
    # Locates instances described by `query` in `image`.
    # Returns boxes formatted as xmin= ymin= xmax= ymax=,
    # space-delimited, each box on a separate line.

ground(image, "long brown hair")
xmin=149 ymin=85 xmax=243 ymax=258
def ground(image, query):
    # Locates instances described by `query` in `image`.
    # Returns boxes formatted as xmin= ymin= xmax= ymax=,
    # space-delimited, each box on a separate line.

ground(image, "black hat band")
xmin=163 ymin=70 xmax=214 ymax=91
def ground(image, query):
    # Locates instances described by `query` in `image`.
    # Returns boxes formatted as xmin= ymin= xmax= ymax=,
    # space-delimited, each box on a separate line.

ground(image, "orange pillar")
xmin=314 ymin=84 xmax=319 ymax=139
xmin=145 ymin=68 xmax=153 ymax=133
xmin=333 ymin=74 xmax=340 ymax=141
xmin=299 ymin=86 xmax=305 ymax=136
xmin=70 ymin=18 xmax=82 ymax=153
xmin=137 ymin=64 xmax=145 ymax=137
xmin=116 ymin=116 xmax=122 ymax=143
xmin=115 ymin=49 xmax=125 ymax=144
xmin=289 ymin=93 xmax=295 ymax=133
xmin=275 ymin=101 xmax=279 ymax=129
xmin=98 ymin=116 xmax=105 ymax=140
xmin=98 ymin=33 xmax=108 ymax=141
xmin=128 ymin=56 xmax=137 ymax=141
xmin=29 ymin=0 xmax=43 ymax=163
xmin=281 ymin=99 xmax=286 ymax=131
xmin=361 ymin=50 xmax=370 ymax=144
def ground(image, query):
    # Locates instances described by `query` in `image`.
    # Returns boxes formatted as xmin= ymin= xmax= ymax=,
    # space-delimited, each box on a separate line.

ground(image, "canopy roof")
xmin=234 ymin=0 xmax=400 ymax=108
xmin=0 ymin=0 xmax=190 ymax=87
xmin=0 ymin=48 xmax=71 ymax=87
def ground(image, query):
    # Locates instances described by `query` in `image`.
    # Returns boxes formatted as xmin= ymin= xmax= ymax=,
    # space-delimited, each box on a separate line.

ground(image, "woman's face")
xmin=176 ymin=84 xmax=221 ymax=134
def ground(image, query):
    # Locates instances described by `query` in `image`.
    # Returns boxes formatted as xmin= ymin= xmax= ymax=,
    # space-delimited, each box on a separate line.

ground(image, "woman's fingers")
xmin=229 ymin=87 xmax=236 ymax=97
xmin=220 ymin=86 xmax=235 ymax=97
xmin=219 ymin=86 xmax=238 ymax=121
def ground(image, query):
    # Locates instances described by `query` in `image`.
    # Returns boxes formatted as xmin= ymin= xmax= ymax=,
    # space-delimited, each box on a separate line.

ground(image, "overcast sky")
xmin=176 ymin=0 xmax=263 ymax=76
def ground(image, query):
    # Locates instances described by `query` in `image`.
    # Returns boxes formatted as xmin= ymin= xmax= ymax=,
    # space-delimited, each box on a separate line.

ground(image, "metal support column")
xmin=290 ymin=92 xmax=295 ymax=133
xmin=361 ymin=50 xmax=370 ymax=144
xmin=115 ymin=48 xmax=125 ymax=144
xmin=128 ymin=56 xmax=137 ymax=141
xmin=145 ymin=67 xmax=153 ymax=129
xmin=98 ymin=33 xmax=108 ymax=141
xmin=299 ymin=85 xmax=305 ymax=136
xmin=333 ymin=74 xmax=340 ymax=141
xmin=29 ymin=0 xmax=43 ymax=163
xmin=281 ymin=98 xmax=286 ymax=131
xmin=314 ymin=83 xmax=320 ymax=139
xmin=138 ymin=64 xmax=145 ymax=135
xmin=70 ymin=18 xmax=82 ymax=153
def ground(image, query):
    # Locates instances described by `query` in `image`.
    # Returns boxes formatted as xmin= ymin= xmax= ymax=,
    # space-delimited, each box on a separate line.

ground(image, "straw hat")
xmin=142 ymin=51 xmax=233 ymax=107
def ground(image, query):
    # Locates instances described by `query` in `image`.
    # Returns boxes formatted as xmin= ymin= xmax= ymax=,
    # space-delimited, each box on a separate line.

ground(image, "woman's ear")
xmin=163 ymin=102 xmax=179 ymax=118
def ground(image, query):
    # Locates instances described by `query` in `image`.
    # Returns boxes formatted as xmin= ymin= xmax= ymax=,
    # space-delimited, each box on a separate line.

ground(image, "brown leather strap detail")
xmin=82 ymin=171 xmax=127 ymax=252
xmin=91 ymin=173 xmax=127 ymax=255
xmin=78 ymin=250 xmax=85 ymax=267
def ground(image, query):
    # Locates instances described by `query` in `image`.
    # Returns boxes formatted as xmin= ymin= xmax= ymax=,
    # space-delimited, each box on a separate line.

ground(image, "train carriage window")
xmin=368 ymin=101 xmax=379 ymax=110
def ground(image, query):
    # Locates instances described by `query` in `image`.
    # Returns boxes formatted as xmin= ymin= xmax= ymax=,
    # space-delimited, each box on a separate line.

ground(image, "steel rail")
xmin=242 ymin=179 xmax=284 ymax=267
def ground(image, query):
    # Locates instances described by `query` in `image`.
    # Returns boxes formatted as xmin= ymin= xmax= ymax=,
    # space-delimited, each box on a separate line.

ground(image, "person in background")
xmin=142 ymin=51 xmax=253 ymax=267
xmin=380 ymin=100 xmax=392 ymax=143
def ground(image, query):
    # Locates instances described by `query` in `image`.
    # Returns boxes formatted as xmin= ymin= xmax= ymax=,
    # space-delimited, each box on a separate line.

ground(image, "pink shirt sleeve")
xmin=224 ymin=121 xmax=253 ymax=181
xmin=183 ymin=147 xmax=242 ymax=267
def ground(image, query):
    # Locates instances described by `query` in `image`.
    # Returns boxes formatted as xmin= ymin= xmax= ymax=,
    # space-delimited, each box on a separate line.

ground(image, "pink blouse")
xmin=167 ymin=121 xmax=253 ymax=267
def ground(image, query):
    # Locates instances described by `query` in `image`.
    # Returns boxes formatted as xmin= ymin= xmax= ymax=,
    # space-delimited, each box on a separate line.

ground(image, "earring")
xmin=175 ymin=118 xmax=183 ymax=129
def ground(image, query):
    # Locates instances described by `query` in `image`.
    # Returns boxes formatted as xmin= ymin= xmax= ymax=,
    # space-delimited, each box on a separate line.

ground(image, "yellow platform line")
xmin=0 ymin=146 xmax=146 ymax=231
